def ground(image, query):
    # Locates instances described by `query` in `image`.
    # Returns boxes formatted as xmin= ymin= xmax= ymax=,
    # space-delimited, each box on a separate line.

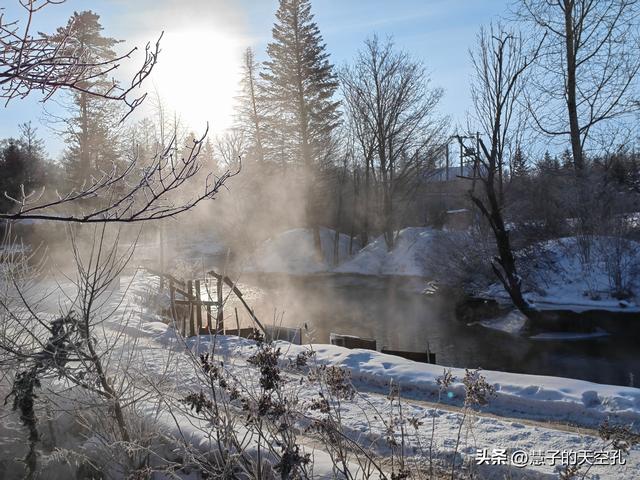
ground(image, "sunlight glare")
xmin=151 ymin=29 xmax=243 ymax=133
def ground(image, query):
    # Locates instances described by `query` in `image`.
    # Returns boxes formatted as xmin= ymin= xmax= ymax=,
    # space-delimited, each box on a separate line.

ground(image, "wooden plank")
xmin=265 ymin=325 xmax=302 ymax=345
xmin=187 ymin=280 xmax=194 ymax=337
xmin=216 ymin=276 xmax=223 ymax=331
xmin=381 ymin=349 xmax=437 ymax=364
xmin=329 ymin=333 xmax=376 ymax=351
xmin=195 ymin=280 xmax=202 ymax=333
xmin=224 ymin=328 xmax=261 ymax=340
xmin=381 ymin=349 xmax=427 ymax=363
xmin=207 ymin=270 xmax=266 ymax=335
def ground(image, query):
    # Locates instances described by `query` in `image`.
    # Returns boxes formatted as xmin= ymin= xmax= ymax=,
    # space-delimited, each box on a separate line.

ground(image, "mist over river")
xmin=214 ymin=271 xmax=640 ymax=388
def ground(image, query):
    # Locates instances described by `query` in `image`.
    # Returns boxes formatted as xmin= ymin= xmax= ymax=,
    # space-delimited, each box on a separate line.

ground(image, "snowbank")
xmin=246 ymin=227 xmax=445 ymax=278
xmin=188 ymin=334 xmax=640 ymax=430
xmin=245 ymin=227 xmax=359 ymax=274
xmin=484 ymin=236 xmax=640 ymax=312
xmin=115 ymin=273 xmax=640 ymax=478
xmin=335 ymin=227 xmax=446 ymax=277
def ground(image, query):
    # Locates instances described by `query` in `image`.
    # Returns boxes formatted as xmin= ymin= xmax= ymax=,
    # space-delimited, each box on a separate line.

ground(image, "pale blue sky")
xmin=0 ymin=0 xmax=512 ymax=158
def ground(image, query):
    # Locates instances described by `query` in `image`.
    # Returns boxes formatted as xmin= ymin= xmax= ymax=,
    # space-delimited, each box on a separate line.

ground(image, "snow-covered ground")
xmin=3 ymin=268 xmax=638 ymax=478
xmin=483 ymin=237 xmax=640 ymax=313
xmin=179 ymin=333 xmax=640 ymax=431
xmin=245 ymin=227 xmax=359 ymax=274
xmin=335 ymin=228 xmax=446 ymax=278
xmin=245 ymin=227 xmax=444 ymax=278
xmin=127 ymin=272 xmax=639 ymax=478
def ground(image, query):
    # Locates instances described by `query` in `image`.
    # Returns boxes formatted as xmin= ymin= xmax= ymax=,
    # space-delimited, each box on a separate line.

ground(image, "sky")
xmin=0 ymin=0 xmax=512 ymax=158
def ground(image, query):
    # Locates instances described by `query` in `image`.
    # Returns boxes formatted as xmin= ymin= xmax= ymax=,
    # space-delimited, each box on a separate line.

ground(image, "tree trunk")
xmin=361 ymin=156 xmax=371 ymax=247
xmin=563 ymin=1 xmax=584 ymax=172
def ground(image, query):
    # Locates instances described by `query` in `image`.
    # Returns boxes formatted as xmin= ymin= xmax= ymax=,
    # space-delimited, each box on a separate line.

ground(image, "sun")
xmin=151 ymin=28 xmax=243 ymax=134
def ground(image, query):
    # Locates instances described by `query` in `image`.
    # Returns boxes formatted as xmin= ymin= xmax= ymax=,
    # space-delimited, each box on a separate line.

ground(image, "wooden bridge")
xmin=145 ymin=268 xmax=433 ymax=362
xmin=146 ymin=268 xmax=267 ymax=339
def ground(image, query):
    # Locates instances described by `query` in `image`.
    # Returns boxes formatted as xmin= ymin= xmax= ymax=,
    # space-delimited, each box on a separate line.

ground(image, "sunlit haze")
xmin=148 ymin=28 xmax=244 ymax=132
xmin=1 ymin=0 xmax=640 ymax=477
xmin=0 ymin=0 xmax=511 ymax=157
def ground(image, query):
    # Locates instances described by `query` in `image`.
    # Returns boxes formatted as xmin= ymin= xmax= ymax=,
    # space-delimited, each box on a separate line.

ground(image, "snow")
xmin=183 ymin=333 xmax=640 ymax=478
xmin=245 ymin=227 xmax=359 ymax=274
xmin=245 ymin=226 xmax=447 ymax=278
xmin=335 ymin=227 xmax=446 ymax=277
xmin=187 ymin=335 xmax=640 ymax=429
xmin=246 ymin=230 xmax=640 ymax=317
xmin=483 ymin=236 xmax=640 ymax=313
xmin=479 ymin=310 xmax=528 ymax=335
xmin=6 ymin=268 xmax=640 ymax=479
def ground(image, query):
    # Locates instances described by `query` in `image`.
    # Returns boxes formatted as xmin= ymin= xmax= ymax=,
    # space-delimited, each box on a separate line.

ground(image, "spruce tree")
xmin=510 ymin=146 xmax=529 ymax=178
xmin=236 ymin=48 xmax=266 ymax=164
xmin=261 ymin=0 xmax=340 ymax=168
xmin=261 ymin=0 xmax=340 ymax=250
xmin=18 ymin=122 xmax=46 ymax=187
xmin=46 ymin=11 xmax=123 ymax=187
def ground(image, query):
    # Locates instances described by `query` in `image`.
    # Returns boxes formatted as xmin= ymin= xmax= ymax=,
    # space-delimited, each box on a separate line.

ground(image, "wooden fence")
xmin=146 ymin=268 xmax=266 ymax=339
xmin=147 ymin=269 xmax=435 ymax=361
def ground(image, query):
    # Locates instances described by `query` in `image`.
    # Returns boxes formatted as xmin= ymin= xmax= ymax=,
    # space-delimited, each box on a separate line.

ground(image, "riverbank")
xmin=241 ymin=227 xmax=640 ymax=316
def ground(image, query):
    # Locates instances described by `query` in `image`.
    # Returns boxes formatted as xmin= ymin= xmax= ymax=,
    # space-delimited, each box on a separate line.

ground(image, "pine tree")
xmin=510 ymin=145 xmax=529 ymax=178
xmin=18 ymin=122 xmax=46 ymax=187
xmin=560 ymin=148 xmax=574 ymax=171
xmin=236 ymin=48 xmax=266 ymax=164
xmin=261 ymin=0 xmax=340 ymax=251
xmin=46 ymin=11 xmax=123 ymax=187
xmin=261 ymin=0 xmax=340 ymax=168
xmin=537 ymin=151 xmax=560 ymax=173
xmin=0 ymin=135 xmax=46 ymax=213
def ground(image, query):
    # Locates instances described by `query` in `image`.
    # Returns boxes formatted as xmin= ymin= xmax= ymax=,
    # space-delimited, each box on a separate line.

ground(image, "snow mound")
xmin=485 ymin=236 xmax=640 ymax=312
xmin=245 ymin=227 xmax=447 ymax=278
xmin=303 ymin=343 xmax=640 ymax=427
xmin=335 ymin=227 xmax=445 ymax=277
xmin=246 ymin=227 xmax=359 ymax=274
xmin=480 ymin=310 xmax=528 ymax=335
xmin=190 ymin=335 xmax=640 ymax=429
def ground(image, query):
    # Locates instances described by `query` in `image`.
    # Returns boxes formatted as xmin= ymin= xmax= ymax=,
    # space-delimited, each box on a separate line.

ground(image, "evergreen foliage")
xmin=261 ymin=0 xmax=340 ymax=167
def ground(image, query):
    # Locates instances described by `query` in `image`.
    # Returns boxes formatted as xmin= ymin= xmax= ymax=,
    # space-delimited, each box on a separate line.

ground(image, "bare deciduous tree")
xmin=0 ymin=1 xmax=234 ymax=224
xmin=0 ymin=129 xmax=233 ymax=223
xmin=466 ymin=24 xmax=543 ymax=316
xmin=519 ymin=0 xmax=640 ymax=171
xmin=341 ymin=35 xmax=447 ymax=250
xmin=0 ymin=0 xmax=160 ymax=115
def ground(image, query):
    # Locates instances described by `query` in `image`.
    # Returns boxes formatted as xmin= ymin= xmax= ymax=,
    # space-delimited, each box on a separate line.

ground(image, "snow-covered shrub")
xmin=429 ymin=227 xmax=495 ymax=292
xmin=0 ymin=227 xmax=175 ymax=479
xmin=598 ymin=235 xmax=639 ymax=299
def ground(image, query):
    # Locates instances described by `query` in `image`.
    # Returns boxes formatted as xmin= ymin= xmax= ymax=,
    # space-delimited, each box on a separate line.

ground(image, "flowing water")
xmin=220 ymin=272 xmax=640 ymax=388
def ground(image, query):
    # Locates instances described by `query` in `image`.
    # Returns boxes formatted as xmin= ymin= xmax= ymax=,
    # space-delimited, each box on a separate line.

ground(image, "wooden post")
xmin=459 ymin=137 xmax=464 ymax=177
xmin=187 ymin=280 xmax=193 ymax=337
xmin=159 ymin=224 xmax=165 ymax=291
xmin=195 ymin=280 xmax=202 ymax=335
xmin=234 ymin=307 xmax=240 ymax=334
xmin=216 ymin=276 xmax=223 ymax=332
xmin=445 ymin=142 xmax=450 ymax=181
xmin=169 ymin=280 xmax=177 ymax=328
xmin=206 ymin=305 xmax=212 ymax=334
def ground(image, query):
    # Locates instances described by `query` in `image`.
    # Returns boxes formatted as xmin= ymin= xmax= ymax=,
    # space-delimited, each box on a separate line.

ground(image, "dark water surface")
xmin=222 ymin=273 xmax=639 ymax=388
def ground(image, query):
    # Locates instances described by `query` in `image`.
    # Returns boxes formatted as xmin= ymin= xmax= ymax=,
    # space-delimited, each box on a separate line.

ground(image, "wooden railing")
xmin=145 ymin=268 xmax=266 ymax=338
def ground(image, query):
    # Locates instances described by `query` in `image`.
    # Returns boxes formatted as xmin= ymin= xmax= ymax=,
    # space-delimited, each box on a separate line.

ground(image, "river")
xmin=219 ymin=272 xmax=640 ymax=388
